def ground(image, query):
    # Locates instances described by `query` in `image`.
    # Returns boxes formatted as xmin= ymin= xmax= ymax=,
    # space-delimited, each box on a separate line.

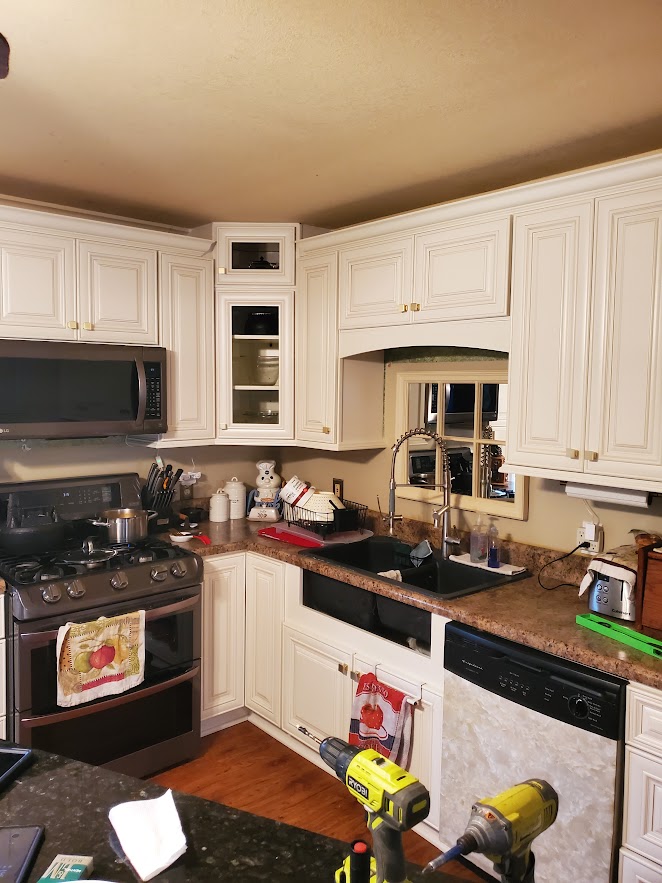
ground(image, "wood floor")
xmin=152 ymin=721 xmax=488 ymax=882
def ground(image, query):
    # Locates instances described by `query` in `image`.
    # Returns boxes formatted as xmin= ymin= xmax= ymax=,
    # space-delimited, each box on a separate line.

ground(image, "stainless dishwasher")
xmin=440 ymin=622 xmax=626 ymax=883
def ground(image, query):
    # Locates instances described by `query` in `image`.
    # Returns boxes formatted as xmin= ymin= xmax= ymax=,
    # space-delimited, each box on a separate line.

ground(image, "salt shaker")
xmin=209 ymin=489 xmax=230 ymax=523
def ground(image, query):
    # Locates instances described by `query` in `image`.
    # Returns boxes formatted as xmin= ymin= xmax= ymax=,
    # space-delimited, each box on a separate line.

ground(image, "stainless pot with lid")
xmin=90 ymin=508 xmax=157 ymax=544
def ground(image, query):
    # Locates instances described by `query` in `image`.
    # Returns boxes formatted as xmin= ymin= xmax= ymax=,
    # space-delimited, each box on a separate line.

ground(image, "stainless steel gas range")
xmin=1 ymin=474 xmax=202 ymax=778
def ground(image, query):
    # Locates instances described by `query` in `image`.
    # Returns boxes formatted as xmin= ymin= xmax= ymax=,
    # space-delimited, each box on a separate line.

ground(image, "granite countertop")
xmin=177 ymin=519 xmax=662 ymax=691
xmin=0 ymin=749 xmax=438 ymax=882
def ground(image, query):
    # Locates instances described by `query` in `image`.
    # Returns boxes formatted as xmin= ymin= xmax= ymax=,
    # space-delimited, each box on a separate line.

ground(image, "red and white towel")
xmin=348 ymin=672 xmax=413 ymax=769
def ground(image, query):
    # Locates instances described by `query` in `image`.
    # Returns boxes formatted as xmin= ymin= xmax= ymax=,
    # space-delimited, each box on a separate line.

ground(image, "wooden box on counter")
xmin=637 ymin=545 xmax=662 ymax=637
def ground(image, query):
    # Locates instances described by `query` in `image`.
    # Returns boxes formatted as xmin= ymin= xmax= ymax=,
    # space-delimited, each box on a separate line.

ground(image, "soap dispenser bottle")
xmin=487 ymin=523 xmax=501 ymax=568
xmin=470 ymin=515 xmax=488 ymax=563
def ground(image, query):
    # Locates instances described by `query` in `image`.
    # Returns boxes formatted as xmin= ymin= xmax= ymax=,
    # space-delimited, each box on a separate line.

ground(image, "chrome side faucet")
xmin=385 ymin=428 xmax=460 ymax=559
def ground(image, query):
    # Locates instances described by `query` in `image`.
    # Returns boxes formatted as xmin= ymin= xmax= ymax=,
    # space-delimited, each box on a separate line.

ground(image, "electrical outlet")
xmin=576 ymin=526 xmax=604 ymax=554
xmin=332 ymin=478 xmax=344 ymax=500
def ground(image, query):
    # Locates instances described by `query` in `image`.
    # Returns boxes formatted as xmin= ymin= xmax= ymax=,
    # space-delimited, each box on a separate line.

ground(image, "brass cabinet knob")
xmin=67 ymin=320 xmax=78 ymax=330
xmin=82 ymin=322 xmax=94 ymax=331
xmin=410 ymin=302 xmax=421 ymax=311
xmin=587 ymin=451 xmax=599 ymax=462
xmin=322 ymin=426 xmax=331 ymax=434
xmin=399 ymin=304 xmax=408 ymax=313
xmin=337 ymin=663 xmax=349 ymax=675
xmin=566 ymin=448 xmax=580 ymax=459
xmin=217 ymin=267 xmax=227 ymax=274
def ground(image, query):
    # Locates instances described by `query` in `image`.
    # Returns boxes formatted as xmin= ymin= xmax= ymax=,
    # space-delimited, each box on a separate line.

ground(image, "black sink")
xmin=301 ymin=536 xmax=526 ymax=647
xmin=302 ymin=535 xmax=519 ymax=600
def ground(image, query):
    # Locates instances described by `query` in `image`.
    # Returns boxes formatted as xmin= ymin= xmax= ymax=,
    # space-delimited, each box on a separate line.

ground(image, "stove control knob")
xmin=41 ymin=584 xmax=62 ymax=604
xmin=66 ymin=580 xmax=86 ymax=599
xmin=171 ymin=561 xmax=188 ymax=578
xmin=151 ymin=566 xmax=168 ymax=582
xmin=110 ymin=571 xmax=129 ymax=591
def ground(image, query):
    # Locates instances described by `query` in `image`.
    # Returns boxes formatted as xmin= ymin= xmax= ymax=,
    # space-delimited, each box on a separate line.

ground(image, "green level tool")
xmin=576 ymin=613 xmax=662 ymax=658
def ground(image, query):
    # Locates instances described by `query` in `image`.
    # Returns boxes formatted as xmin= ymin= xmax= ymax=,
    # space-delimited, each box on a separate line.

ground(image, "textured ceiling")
xmin=1 ymin=0 xmax=662 ymax=230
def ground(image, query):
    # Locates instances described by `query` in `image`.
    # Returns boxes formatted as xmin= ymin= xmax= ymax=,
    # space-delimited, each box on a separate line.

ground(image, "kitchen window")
xmin=393 ymin=362 xmax=528 ymax=520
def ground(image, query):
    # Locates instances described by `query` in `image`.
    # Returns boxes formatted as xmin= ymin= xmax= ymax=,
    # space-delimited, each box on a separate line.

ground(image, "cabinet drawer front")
xmin=414 ymin=216 xmax=510 ymax=321
xmin=339 ymin=237 xmax=413 ymax=329
xmin=624 ymin=747 xmax=662 ymax=864
xmin=620 ymin=847 xmax=662 ymax=883
xmin=628 ymin=685 xmax=662 ymax=754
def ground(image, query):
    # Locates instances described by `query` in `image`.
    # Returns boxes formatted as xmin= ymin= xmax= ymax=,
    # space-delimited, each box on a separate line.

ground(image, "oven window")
xmin=25 ymin=602 xmax=198 ymax=717
xmin=0 ymin=358 xmax=139 ymax=423
xmin=27 ymin=679 xmax=195 ymax=766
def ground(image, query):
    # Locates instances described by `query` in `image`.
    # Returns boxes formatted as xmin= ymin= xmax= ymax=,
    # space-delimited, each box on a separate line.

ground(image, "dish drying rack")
xmin=283 ymin=498 xmax=367 ymax=537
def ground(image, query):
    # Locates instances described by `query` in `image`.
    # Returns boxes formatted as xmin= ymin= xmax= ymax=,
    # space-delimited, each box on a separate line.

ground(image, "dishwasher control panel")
xmin=444 ymin=621 xmax=626 ymax=740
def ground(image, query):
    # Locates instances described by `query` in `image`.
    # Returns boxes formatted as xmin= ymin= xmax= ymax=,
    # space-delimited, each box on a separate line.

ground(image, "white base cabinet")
xmin=244 ymin=553 xmax=284 ymax=727
xmin=201 ymin=554 xmax=246 ymax=726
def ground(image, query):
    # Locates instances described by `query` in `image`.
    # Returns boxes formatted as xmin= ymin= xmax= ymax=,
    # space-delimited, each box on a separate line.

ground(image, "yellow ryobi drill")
xmin=298 ymin=727 xmax=430 ymax=883
xmin=423 ymin=779 xmax=559 ymax=883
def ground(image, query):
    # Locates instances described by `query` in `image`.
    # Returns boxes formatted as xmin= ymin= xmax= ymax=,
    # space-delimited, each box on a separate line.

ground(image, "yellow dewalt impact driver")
xmin=299 ymin=727 xmax=430 ymax=883
xmin=423 ymin=779 xmax=559 ymax=883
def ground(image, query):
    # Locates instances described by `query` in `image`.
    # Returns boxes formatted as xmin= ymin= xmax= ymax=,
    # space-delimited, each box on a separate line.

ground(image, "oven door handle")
xmin=19 ymin=664 xmax=200 ymax=727
xmin=18 ymin=593 xmax=200 ymax=647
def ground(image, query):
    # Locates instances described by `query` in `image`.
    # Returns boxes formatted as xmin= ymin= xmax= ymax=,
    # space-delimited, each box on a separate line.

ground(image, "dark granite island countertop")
xmin=0 ymin=749 xmax=440 ymax=882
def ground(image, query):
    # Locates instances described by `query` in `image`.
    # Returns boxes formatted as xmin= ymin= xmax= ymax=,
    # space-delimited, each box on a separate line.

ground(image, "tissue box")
xmin=37 ymin=854 xmax=94 ymax=881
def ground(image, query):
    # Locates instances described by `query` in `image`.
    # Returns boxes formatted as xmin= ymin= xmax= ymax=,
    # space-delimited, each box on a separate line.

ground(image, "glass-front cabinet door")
xmin=216 ymin=290 xmax=294 ymax=440
xmin=214 ymin=224 xmax=297 ymax=286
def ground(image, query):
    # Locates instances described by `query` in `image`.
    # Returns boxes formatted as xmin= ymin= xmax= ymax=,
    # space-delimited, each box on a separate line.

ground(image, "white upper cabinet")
xmin=0 ymin=229 xmax=76 ymax=339
xmin=158 ymin=253 xmax=215 ymax=442
xmin=585 ymin=188 xmax=662 ymax=484
xmin=507 ymin=185 xmax=662 ymax=490
xmin=339 ymin=235 xmax=414 ymax=329
xmin=337 ymin=215 xmax=511 ymax=332
xmin=507 ymin=200 xmax=593 ymax=474
xmin=78 ymin=241 xmax=158 ymax=344
xmin=413 ymin=215 xmax=511 ymax=321
xmin=295 ymin=250 xmax=384 ymax=450
xmin=195 ymin=223 xmax=298 ymax=286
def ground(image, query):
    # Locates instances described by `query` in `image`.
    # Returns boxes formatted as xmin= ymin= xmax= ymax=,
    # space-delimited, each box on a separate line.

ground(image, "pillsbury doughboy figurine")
xmin=246 ymin=460 xmax=282 ymax=522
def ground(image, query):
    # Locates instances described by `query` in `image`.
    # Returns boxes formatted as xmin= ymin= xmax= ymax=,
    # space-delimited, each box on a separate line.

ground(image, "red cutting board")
xmin=257 ymin=524 xmax=325 ymax=547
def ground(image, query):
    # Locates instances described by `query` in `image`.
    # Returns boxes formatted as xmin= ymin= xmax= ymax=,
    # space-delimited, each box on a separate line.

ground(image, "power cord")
xmin=537 ymin=541 xmax=591 ymax=591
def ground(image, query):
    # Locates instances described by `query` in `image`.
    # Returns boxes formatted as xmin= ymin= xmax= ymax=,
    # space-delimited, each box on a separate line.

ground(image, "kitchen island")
xmin=0 ymin=747 xmax=439 ymax=882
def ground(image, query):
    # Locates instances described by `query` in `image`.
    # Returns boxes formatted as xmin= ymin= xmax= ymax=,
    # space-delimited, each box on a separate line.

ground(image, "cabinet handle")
xmin=67 ymin=320 xmax=78 ymax=330
xmin=410 ymin=302 xmax=420 ymax=312
xmin=399 ymin=304 xmax=408 ymax=313
xmin=338 ymin=663 xmax=349 ymax=675
xmin=82 ymin=322 xmax=94 ymax=331
xmin=322 ymin=426 xmax=330 ymax=435
xmin=566 ymin=448 xmax=580 ymax=460
xmin=587 ymin=451 xmax=599 ymax=462
xmin=217 ymin=267 xmax=227 ymax=275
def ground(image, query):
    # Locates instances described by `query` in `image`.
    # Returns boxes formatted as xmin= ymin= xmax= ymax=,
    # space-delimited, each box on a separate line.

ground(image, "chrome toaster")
xmin=587 ymin=573 xmax=636 ymax=622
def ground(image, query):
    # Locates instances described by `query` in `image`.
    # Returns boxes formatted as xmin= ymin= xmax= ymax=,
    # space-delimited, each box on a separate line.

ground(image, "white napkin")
xmin=108 ymin=790 xmax=187 ymax=881
xmin=377 ymin=569 xmax=402 ymax=581
xmin=449 ymin=552 xmax=526 ymax=575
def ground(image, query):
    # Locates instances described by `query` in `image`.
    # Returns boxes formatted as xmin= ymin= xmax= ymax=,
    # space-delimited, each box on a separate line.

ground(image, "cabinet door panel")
xmin=245 ymin=554 xmax=283 ymax=726
xmin=623 ymin=747 xmax=662 ymax=865
xmin=295 ymin=253 xmax=338 ymax=444
xmin=587 ymin=191 xmax=662 ymax=481
xmin=506 ymin=202 xmax=592 ymax=471
xmin=339 ymin=237 xmax=413 ymax=329
xmin=620 ymin=847 xmax=662 ymax=882
xmin=201 ymin=555 xmax=245 ymax=719
xmin=0 ymin=231 xmax=76 ymax=339
xmin=159 ymin=254 xmax=215 ymax=440
xmin=282 ymin=626 xmax=352 ymax=747
xmin=414 ymin=216 xmax=510 ymax=321
xmin=78 ymin=241 xmax=157 ymax=343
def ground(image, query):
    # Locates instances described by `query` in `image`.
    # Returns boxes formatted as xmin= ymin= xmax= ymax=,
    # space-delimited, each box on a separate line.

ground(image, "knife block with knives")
xmin=142 ymin=462 xmax=183 ymax=530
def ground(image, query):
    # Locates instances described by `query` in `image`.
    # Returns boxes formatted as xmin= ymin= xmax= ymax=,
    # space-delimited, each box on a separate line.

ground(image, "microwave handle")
xmin=20 ymin=664 xmax=200 ymax=727
xmin=136 ymin=356 xmax=148 ymax=424
xmin=19 ymin=593 xmax=200 ymax=648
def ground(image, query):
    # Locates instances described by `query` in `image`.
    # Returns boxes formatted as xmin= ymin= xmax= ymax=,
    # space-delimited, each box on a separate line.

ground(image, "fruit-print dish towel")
xmin=348 ymin=672 xmax=413 ymax=769
xmin=56 ymin=610 xmax=145 ymax=707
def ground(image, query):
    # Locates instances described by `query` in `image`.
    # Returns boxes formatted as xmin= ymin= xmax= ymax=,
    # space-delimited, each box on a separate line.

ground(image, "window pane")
xmin=448 ymin=443 xmax=473 ymax=496
xmin=443 ymin=383 xmax=475 ymax=438
xmin=477 ymin=441 xmax=515 ymax=502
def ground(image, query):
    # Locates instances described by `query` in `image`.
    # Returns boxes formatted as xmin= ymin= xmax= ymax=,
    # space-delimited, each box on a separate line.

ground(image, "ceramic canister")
xmin=209 ymin=489 xmax=230 ymax=523
xmin=223 ymin=477 xmax=247 ymax=519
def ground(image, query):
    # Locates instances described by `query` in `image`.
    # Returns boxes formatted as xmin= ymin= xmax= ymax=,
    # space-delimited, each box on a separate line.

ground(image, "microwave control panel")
xmin=145 ymin=362 xmax=163 ymax=419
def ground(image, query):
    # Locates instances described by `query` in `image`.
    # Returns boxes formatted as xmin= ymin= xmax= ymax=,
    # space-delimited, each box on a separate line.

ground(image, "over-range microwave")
xmin=0 ymin=340 xmax=167 ymax=439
